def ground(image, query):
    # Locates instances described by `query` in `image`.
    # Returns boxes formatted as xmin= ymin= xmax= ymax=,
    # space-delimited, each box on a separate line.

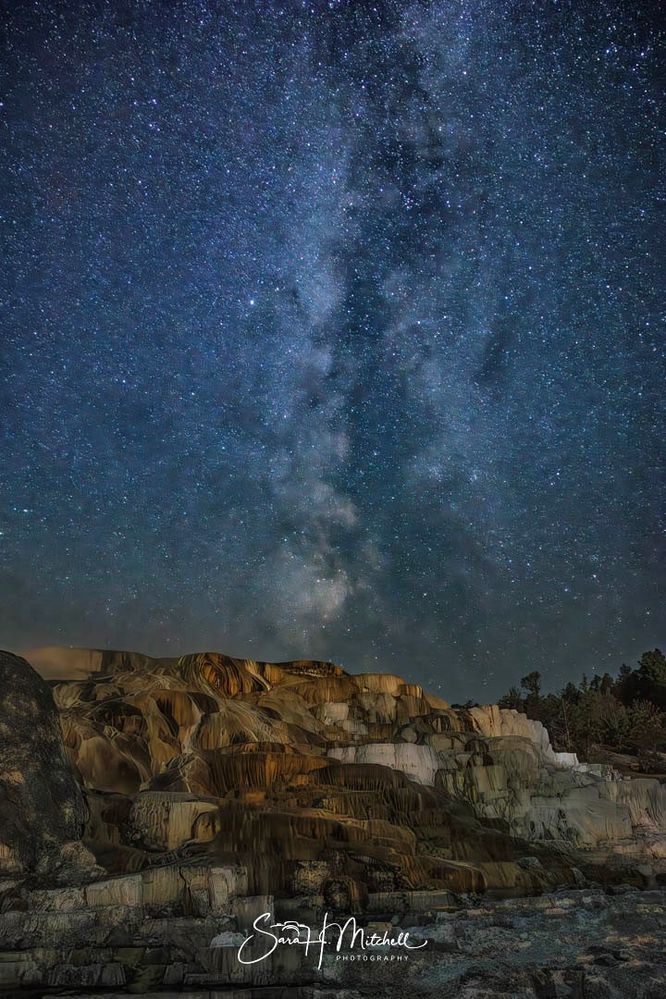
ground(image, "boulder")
xmin=0 ymin=650 xmax=95 ymax=880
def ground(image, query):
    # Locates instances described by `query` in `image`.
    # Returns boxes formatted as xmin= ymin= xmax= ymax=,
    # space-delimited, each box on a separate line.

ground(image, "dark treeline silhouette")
xmin=497 ymin=649 xmax=666 ymax=772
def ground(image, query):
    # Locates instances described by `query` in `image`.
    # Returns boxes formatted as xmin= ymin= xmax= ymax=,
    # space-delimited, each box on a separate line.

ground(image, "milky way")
xmin=1 ymin=0 xmax=663 ymax=700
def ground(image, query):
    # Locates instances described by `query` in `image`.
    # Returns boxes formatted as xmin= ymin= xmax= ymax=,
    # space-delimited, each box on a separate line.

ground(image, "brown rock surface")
xmin=15 ymin=644 xmax=666 ymax=897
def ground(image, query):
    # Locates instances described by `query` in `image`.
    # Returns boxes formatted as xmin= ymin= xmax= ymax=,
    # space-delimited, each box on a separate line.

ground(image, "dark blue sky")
xmin=1 ymin=0 xmax=663 ymax=701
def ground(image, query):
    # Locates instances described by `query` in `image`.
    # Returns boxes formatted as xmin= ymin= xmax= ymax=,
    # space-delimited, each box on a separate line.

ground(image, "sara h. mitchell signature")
xmin=235 ymin=911 xmax=428 ymax=970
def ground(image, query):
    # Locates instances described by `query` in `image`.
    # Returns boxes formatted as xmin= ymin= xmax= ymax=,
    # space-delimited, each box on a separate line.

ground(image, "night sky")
xmin=1 ymin=0 xmax=663 ymax=701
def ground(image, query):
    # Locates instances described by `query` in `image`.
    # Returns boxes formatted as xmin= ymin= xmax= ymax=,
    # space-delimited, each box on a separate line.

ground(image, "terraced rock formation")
xmin=15 ymin=645 xmax=666 ymax=895
xmin=1 ymin=645 xmax=665 ymax=994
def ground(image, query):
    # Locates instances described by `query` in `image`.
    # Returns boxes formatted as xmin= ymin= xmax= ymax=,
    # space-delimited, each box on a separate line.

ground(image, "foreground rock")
xmin=0 ymin=878 xmax=664 ymax=996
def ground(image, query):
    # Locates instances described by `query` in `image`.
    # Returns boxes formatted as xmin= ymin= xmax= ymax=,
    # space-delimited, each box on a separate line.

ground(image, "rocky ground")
xmin=1 ymin=883 xmax=664 ymax=996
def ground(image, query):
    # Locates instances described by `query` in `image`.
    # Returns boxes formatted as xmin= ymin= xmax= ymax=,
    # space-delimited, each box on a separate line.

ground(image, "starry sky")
xmin=1 ymin=0 xmax=663 ymax=701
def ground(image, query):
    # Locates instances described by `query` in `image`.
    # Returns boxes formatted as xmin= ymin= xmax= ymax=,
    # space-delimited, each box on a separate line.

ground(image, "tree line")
xmin=497 ymin=648 xmax=666 ymax=772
